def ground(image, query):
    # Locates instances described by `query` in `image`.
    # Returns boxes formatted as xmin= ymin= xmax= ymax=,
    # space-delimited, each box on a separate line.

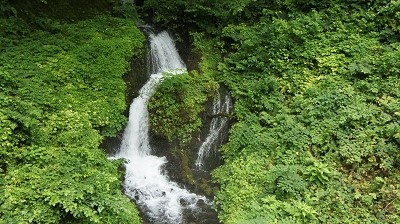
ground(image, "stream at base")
xmin=111 ymin=30 xmax=226 ymax=224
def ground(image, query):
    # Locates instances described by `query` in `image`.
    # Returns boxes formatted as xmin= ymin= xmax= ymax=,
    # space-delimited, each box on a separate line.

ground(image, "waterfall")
xmin=116 ymin=30 xmax=209 ymax=224
xmin=195 ymin=93 xmax=232 ymax=168
xmin=149 ymin=31 xmax=186 ymax=74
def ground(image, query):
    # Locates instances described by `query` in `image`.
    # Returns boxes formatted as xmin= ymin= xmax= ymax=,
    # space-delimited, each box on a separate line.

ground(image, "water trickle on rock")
xmin=115 ymin=30 xmax=209 ymax=224
xmin=195 ymin=93 xmax=232 ymax=168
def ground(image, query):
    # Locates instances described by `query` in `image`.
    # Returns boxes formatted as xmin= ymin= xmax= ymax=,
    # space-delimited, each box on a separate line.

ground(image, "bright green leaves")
xmin=0 ymin=15 xmax=144 ymax=223
xmin=148 ymin=72 xmax=218 ymax=146
xmin=213 ymin=154 xmax=320 ymax=223
xmin=1 ymin=146 xmax=140 ymax=224
xmin=303 ymin=159 xmax=334 ymax=187
xmin=197 ymin=1 xmax=400 ymax=223
xmin=0 ymin=110 xmax=17 ymax=150
xmin=213 ymin=151 xmax=270 ymax=223
xmin=0 ymin=16 xmax=145 ymax=138
xmin=290 ymin=76 xmax=400 ymax=173
xmin=267 ymin=165 xmax=307 ymax=200
xmin=32 ymin=110 xmax=102 ymax=148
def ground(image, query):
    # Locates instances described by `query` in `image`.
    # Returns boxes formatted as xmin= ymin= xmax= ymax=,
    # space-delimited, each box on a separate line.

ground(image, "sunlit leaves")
xmin=1 ymin=146 xmax=140 ymax=223
xmin=0 ymin=15 xmax=144 ymax=223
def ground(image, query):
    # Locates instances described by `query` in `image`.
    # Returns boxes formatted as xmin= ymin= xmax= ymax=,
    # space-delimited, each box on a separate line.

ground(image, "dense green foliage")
xmin=144 ymin=0 xmax=400 ymax=223
xmin=0 ymin=3 xmax=144 ymax=223
xmin=1 ymin=146 xmax=139 ymax=223
xmin=149 ymin=72 xmax=218 ymax=146
xmin=3 ymin=0 xmax=400 ymax=223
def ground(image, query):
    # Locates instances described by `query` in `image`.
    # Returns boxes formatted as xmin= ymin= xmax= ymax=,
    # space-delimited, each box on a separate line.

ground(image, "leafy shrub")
xmin=148 ymin=71 xmax=218 ymax=146
xmin=0 ymin=14 xmax=144 ymax=223
xmin=1 ymin=146 xmax=140 ymax=223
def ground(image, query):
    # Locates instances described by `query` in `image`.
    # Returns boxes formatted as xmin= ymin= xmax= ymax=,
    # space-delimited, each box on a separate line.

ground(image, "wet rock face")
xmin=174 ymin=31 xmax=201 ymax=72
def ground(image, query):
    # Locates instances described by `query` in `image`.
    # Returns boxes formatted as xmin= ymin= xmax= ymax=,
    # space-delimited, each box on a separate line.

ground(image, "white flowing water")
xmin=195 ymin=93 xmax=232 ymax=168
xmin=116 ymin=31 xmax=209 ymax=223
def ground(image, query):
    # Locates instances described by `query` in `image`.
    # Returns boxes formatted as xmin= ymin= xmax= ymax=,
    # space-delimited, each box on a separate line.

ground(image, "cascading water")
xmin=195 ymin=93 xmax=232 ymax=168
xmin=115 ymin=30 xmax=209 ymax=224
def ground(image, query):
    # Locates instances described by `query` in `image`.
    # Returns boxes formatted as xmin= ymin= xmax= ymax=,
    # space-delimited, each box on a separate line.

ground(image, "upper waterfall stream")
xmin=115 ymin=31 xmax=212 ymax=224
